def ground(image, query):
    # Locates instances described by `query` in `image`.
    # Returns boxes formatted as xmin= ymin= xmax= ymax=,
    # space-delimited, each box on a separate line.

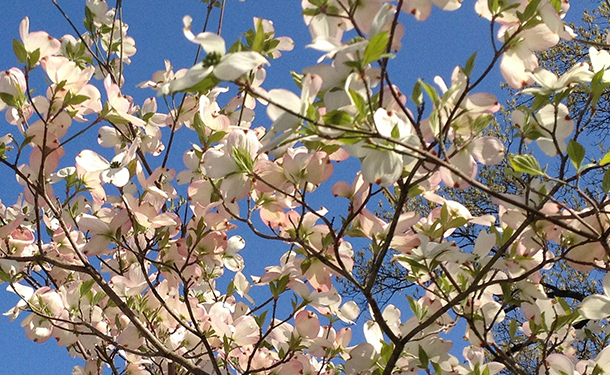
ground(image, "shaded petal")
xmin=214 ymin=52 xmax=268 ymax=81
xmin=579 ymin=294 xmax=610 ymax=319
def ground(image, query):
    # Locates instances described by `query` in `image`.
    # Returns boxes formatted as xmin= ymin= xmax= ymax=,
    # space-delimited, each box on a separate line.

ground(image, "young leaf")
xmin=363 ymin=31 xmax=389 ymax=66
xmin=600 ymin=151 xmax=610 ymax=166
xmin=12 ymin=39 xmax=27 ymax=64
xmin=462 ymin=51 xmax=477 ymax=77
xmin=78 ymin=279 xmax=96 ymax=298
xmin=509 ymin=154 xmax=544 ymax=176
xmin=603 ymin=169 xmax=610 ymax=194
xmin=567 ymin=140 xmax=585 ymax=170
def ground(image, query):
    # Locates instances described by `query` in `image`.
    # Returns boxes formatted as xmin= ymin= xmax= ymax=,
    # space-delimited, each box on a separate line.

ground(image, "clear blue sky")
xmin=0 ymin=1 xmax=591 ymax=374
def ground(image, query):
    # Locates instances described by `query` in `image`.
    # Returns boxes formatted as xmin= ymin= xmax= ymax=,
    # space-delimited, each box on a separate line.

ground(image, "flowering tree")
xmin=1 ymin=1 xmax=610 ymax=374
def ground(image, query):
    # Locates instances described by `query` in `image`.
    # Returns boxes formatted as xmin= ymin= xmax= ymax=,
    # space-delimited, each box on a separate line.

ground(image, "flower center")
xmin=202 ymin=52 xmax=223 ymax=68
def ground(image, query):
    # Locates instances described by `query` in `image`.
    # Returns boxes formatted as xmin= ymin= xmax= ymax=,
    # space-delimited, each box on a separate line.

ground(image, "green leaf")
xmin=232 ymin=146 xmax=255 ymax=172
xmin=91 ymin=291 xmax=107 ymax=306
xmin=603 ymin=169 xmax=610 ymax=194
xmin=418 ymin=345 xmax=429 ymax=368
xmin=487 ymin=0 xmax=500 ymax=14
xmin=549 ymin=0 xmax=561 ymax=12
xmin=251 ymin=19 xmax=266 ymax=53
xmin=362 ymin=31 xmax=389 ymax=66
xmin=0 ymin=93 xmax=18 ymax=108
xmin=64 ymin=93 xmax=91 ymax=106
xmin=531 ymin=94 xmax=550 ymax=112
xmin=600 ymin=151 xmax=610 ymax=166
xmin=28 ymin=48 xmax=41 ymax=67
xmin=308 ymin=0 xmax=327 ymax=6
xmin=349 ymin=89 xmax=367 ymax=118
xmin=254 ymin=310 xmax=267 ymax=328
xmin=509 ymin=319 xmax=517 ymax=339
xmin=411 ymin=81 xmax=423 ymax=107
xmin=208 ymin=130 xmax=228 ymax=145
xmin=323 ymin=110 xmax=353 ymax=126
xmin=509 ymin=154 xmax=544 ymax=176
xmin=462 ymin=51 xmax=477 ymax=77
xmin=301 ymin=7 xmax=320 ymax=16
xmin=0 ymin=270 xmax=12 ymax=283
xmin=78 ymin=279 xmax=96 ymax=298
xmin=12 ymin=39 xmax=27 ymax=64
xmin=518 ymin=0 xmax=541 ymax=23
xmin=567 ymin=140 xmax=585 ymax=170
xmin=84 ymin=6 xmax=95 ymax=32
xmin=471 ymin=113 xmax=493 ymax=135
xmin=418 ymin=79 xmax=440 ymax=107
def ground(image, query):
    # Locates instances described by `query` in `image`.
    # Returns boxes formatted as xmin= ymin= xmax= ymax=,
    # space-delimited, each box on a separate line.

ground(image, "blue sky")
xmin=0 ymin=1 xmax=593 ymax=374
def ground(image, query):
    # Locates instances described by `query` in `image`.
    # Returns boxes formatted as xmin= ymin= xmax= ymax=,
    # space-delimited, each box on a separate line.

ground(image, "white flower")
xmin=160 ymin=16 xmax=268 ymax=94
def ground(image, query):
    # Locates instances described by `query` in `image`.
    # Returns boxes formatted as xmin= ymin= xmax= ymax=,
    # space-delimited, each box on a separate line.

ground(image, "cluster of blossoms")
xmin=1 ymin=0 xmax=610 ymax=375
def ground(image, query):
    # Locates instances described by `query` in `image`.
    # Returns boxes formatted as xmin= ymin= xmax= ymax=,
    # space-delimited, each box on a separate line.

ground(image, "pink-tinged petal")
xmin=295 ymin=310 xmax=320 ymax=339
xmin=338 ymin=301 xmax=360 ymax=324
xmin=470 ymin=136 xmax=504 ymax=165
xmin=440 ymin=150 xmax=477 ymax=189
xmin=363 ymin=321 xmax=383 ymax=352
xmin=22 ymin=314 xmax=53 ymax=343
xmin=75 ymin=150 xmax=109 ymax=173
xmin=579 ymin=294 xmax=610 ymax=319
xmin=202 ymin=149 xmax=237 ymax=178
xmin=401 ymin=0 xmax=433 ymax=21
xmin=259 ymin=202 xmax=285 ymax=229
xmin=305 ymin=259 xmax=332 ymax=293
xmin=77 ymin=213 xmax=110 ymax=234
xmin=215 ymin=52 xmax=268 ymax=81
xmin=82 ymin=236 xmax=112 ymax=256
xmin=500 ymin=49 xmax=535 ymax=89
xmin=303 ymin=151 xmax=332 ymax=185
xmin=463 ymin=93 xmax=500 ymax=113
xmin=75 ymin=84 xmax=102 ymax=115
xmin=220 ymin=173 xmax=251 ymax=203
xmin=544 ymin=354 xmax=574 ymax=375
xmin=233 ymin=316 xmax=260 ymax=346
xmin=345 ymin=343 xmax=376 ymax=374
xmin=19 ymin=17 xmax=61 ymax=61
xmin=521 ymin=24 xmax=560 ymax=52
xmin=332 ymin=181 xmax=353 ymax=198
xmin=361 ymin=149 xmax=403 ymax=186
xmin=117 ymin=325 xmax=144 ymax=349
